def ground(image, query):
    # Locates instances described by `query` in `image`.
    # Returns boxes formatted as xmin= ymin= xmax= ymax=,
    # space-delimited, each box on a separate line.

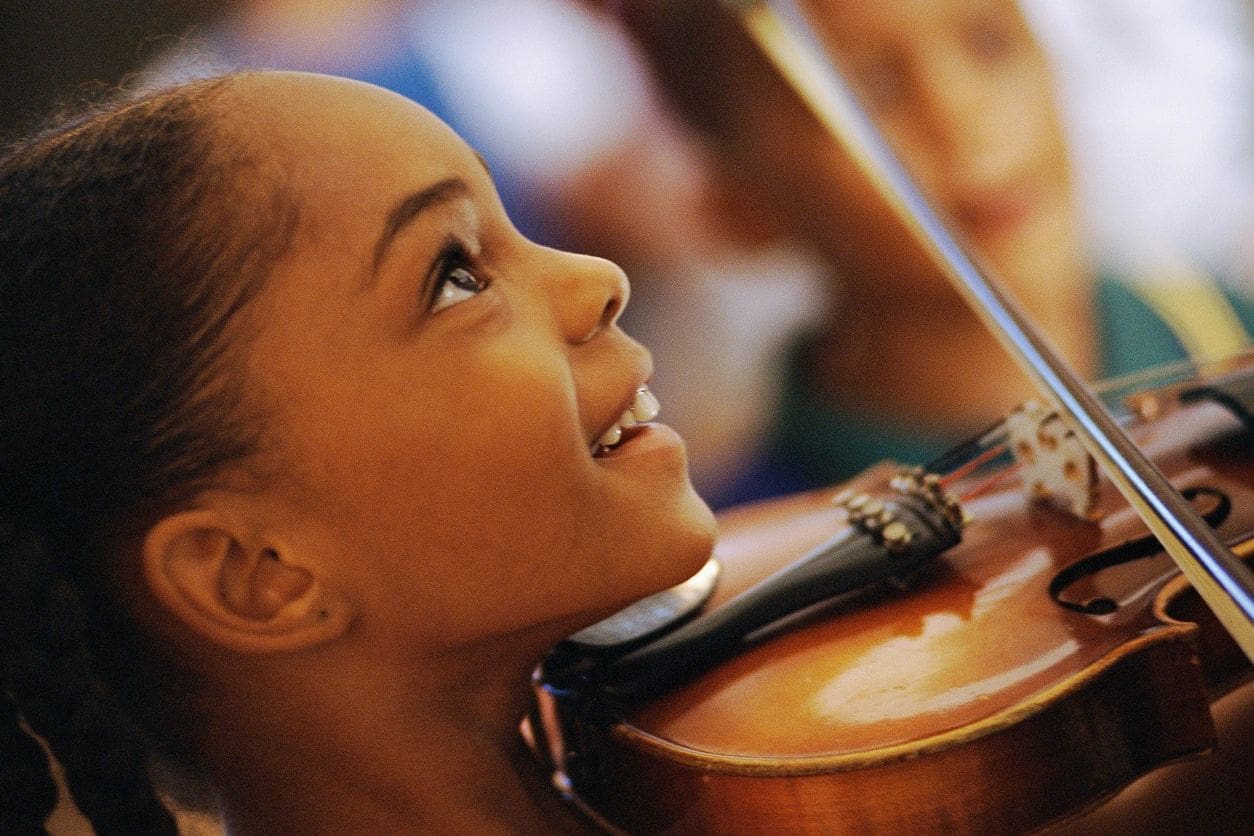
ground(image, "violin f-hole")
xmin=1049 ymin=487 xmax=1232 ymax=614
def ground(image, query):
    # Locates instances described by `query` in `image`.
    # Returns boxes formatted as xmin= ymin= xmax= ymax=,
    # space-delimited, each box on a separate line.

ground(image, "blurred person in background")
xmin=660 ymin=0 xmax=1254 ymax=504
xmin=782 ymin=0 xmax=1254 ymax=491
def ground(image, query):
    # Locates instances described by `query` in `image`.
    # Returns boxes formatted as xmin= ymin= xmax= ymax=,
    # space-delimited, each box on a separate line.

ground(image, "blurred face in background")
xmin=801 ymin=0 xmax=1084 ymax=297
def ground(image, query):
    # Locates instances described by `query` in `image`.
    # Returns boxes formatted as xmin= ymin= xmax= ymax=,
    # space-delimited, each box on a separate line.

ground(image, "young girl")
xmin=0 ymin=71 xmax=716 ymax=833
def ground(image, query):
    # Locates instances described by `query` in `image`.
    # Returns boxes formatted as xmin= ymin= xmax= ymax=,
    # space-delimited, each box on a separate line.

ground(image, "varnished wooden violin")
xmin=527 ymin=366 xmax=1253 ymax=833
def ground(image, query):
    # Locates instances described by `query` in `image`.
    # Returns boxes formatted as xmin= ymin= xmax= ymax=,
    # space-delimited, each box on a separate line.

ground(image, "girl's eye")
xmin=431 ymin=264 xmax=488 ymax=313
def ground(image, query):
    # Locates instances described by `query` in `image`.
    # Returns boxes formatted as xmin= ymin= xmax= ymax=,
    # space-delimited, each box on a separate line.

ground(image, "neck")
xmin=199 ymin=632 xmax=593 ymax=834
xmin=814 ymin=265 xmax=1096 ymax=434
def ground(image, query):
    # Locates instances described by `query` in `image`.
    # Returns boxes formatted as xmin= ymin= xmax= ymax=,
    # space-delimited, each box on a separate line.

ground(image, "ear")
xmin=141 ymin=510 xmax=355 ymax=654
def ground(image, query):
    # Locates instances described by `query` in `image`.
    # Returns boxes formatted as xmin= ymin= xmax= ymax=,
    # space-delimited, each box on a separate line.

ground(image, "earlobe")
xmin=142 ymin=510 xmax=355 ymax=654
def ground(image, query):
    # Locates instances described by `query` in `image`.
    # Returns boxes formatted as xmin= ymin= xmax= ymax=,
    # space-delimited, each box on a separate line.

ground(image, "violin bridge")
xmin=1005 ymin=400 xmax=1099 ymax=518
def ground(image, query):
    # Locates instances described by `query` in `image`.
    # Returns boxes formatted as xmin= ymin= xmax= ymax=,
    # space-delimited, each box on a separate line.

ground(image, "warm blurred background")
xmin=4 ymin=1 xmax=1249 ymax=276
xmin=0 ymin=1 xmax=214 ymax=134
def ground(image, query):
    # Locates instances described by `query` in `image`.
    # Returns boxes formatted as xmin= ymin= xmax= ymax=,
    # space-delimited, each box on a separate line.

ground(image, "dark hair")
xmin=0 ymin=76 xmax=299 ymax=834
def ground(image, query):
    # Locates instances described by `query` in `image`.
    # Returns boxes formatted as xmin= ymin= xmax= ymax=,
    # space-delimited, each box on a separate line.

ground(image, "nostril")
xmin=600 ymin=295 xmax=623 ymax=330
xmin=564 ymin=255 xmax=629 ymax=343
xmin=570 ymin=292 xmax=623 ymax=345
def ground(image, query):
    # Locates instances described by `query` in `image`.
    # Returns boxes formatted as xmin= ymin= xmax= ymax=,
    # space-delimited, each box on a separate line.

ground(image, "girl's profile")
xmin=0 ymin=70 xmax=716 ymax=834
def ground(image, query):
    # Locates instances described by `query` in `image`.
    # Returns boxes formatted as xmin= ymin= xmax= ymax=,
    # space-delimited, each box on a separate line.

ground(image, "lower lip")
xmin=597 ymin=423 xmax=685 ymax=460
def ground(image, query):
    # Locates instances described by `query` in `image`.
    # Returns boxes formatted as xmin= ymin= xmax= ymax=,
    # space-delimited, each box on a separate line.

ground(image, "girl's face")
xmin=801 ymin=0 xmax=1080 ymax=292
xmin=230 ymin=73 xmax=716 ymax=653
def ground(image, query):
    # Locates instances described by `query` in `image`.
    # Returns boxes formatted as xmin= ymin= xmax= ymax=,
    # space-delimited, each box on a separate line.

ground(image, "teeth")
xmin=594 ymin=386 xmax=659 ymax=453
xmin=597 ymin=423 xmax=623 ymax=448
xmin=630 ymin=387 xmax=660 ymax=422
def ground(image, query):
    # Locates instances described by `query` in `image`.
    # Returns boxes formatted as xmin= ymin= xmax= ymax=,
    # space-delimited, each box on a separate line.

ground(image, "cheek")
xmin=999 ymin=67 xmax=1067 ymax=169
xmin=1031 ymin=116 xmax=1072 ymax=195
xmin=879 ymin=120 xmax=946 ymax=202
xmin=288 ymin=415 xmax=598 ymax=647
xmin=339 ymin=371 xmax=603 ymax=619
xmin=339 ymin=378 xmax=589 ymax=548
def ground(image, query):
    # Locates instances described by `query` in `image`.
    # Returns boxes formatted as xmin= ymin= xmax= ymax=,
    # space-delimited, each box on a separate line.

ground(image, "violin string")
xmin=938 ymin=441 xmax=1009 ymax=486
xmin=1090 ymin=347 xmax=1253 ymax=400
xmin=925 ymin=419 xmax=1009 ymax=475
xmin=924 ymin=351 xmax=1226 ymax=501
xmin=1090 ymin=357 xmax=1200 ymax=399
xmin=954 ymin=462 xmax=1022 ymax=503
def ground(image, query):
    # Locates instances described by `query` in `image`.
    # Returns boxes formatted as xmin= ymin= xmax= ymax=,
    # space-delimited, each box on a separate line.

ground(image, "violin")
xmin=524 ymin=0 xmax=1254 ymax=831
xmin=527 ymin=367 xmax=1253 ymax=832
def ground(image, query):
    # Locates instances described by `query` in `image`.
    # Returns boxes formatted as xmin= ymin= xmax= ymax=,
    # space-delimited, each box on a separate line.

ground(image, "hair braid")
xmin=0 ymin=691 xmax=57 ymax=834
xmin=0 ymin=522 xmax=67 ymax=833
xmin=1 ymin=75 xmax=298 ymax=834
xmin=1 ymin=523 xmax=178 ymax=835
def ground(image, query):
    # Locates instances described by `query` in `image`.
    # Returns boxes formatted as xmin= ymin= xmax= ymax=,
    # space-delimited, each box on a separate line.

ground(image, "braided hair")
xmin=0 ymin=77 xmax=299 ymax=834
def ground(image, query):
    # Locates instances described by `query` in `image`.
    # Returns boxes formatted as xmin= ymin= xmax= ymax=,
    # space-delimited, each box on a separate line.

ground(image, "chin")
xmin=606 ymin=485 xmax=716 ymax=606
xmin=656 ymin=484 xmax=720 ymax=589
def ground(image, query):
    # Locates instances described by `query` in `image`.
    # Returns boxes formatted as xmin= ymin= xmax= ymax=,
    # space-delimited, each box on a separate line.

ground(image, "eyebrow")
xmin=371 ymin=177 xmax=471 ymax=277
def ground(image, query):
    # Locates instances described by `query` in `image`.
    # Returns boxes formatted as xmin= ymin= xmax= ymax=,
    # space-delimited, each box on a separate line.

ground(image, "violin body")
xmin=533 ymin=390 xmax=1253 ymax=834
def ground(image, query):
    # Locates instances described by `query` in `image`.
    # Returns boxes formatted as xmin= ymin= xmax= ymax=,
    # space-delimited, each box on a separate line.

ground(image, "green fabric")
xmin=1093 ymin=276 xmax=1254 ymax=379
xmin=761 ymin=273 xmax=1254 ymax=492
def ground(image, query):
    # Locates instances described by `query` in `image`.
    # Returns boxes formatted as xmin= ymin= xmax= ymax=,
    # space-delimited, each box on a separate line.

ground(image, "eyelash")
xmin=429 ymin=242 xmax=489 ymax=313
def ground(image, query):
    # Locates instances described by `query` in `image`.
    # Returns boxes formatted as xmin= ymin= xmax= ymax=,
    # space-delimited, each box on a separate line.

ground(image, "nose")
xmin=549 ymin=250 xmax=630 ymax=344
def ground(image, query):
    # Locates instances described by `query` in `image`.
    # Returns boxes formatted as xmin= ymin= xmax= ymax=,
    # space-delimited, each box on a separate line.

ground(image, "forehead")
xmin=226 ymin=72 xmax=482 ymax=210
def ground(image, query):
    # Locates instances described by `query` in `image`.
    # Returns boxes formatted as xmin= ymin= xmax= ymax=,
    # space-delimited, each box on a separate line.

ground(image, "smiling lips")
xmin=592 ymin=386 xmax=660 ymax=456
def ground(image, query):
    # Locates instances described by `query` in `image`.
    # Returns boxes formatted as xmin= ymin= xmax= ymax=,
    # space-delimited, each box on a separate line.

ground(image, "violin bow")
xmin=720 ymin=0 xmax=1254 ymax=660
